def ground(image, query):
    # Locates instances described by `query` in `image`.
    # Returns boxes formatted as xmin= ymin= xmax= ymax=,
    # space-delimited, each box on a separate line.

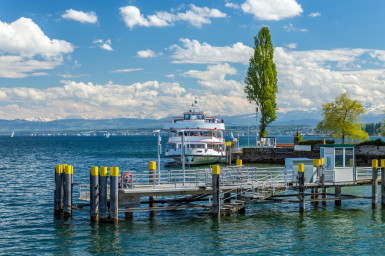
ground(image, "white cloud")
xmin=274 ymin=47 xmax=385 ymax=112
xmin=120 ymin=4 xmax=226 ymax=29
xmin=0 ymin=80 xmax=254 ymax=120
xmin=284 ymin=23 xmax=307 ymax=32
xmin=284 ymin=43 xmax=297 ymax=49
xmin=183 ymin=63 xmax=242 ymax=96
xmin=93 ymin=39 xmax=113 ymax=51
xmin=137 ymin=49 xmax=157 ymax=58
xmin=225 ymin=2 xmax=240 ymax=9
xmin=309 ymin=12 xmax=321 ymax=18
xmin=170 ymin=38 xmax=253 ymax=64
xmin=0 ymin=17 xmax=73 ymax=78
xmin=62 ymin=9 xmax=98 ymax=23
xmin=241 ymin=0 xmax=303 ymax=20
xmin=111 ymin=68 xmax=143 ymax=73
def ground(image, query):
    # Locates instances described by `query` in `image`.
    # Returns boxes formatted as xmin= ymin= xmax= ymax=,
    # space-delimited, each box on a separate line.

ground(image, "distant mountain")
xmin=0 ymin=107 xmax=382 ymax=132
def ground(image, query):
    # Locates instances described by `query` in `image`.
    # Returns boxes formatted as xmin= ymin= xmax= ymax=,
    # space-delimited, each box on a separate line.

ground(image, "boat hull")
xmin=166 ymin=155 xmax=225 ymax=165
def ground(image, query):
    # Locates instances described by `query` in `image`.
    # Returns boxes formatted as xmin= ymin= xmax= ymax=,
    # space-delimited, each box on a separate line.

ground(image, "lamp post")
xmin=256 ymin=106 xmax=259 ymax=146
xmin=181 ymin=130 xmax=186 ymax=186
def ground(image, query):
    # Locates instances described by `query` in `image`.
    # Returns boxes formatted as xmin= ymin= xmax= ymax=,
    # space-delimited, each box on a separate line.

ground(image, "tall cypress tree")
xmin=244 ymin=27 xmax=278 ymax=139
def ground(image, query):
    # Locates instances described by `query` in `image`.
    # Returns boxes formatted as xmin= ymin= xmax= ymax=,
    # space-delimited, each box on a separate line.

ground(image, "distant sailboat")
xmin=11 ymin=131 xmax=14 ymax=137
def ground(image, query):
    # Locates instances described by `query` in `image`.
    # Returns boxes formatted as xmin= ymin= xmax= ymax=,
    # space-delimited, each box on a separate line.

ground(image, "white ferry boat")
xmin=163 ymin=99 xmax=226 ymax=165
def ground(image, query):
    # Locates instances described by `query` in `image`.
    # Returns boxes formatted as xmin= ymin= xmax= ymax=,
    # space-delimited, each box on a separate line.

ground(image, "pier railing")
xmin=120 ymin=166 xmax=286 ymax=188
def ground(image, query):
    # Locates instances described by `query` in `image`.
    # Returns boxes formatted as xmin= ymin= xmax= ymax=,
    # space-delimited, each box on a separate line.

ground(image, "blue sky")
xmin=0 ymin=0 xmax=385 ymax=121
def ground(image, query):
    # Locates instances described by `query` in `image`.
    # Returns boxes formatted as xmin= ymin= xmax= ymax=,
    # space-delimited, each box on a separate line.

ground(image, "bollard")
xmin=149 ymin=161 xmax=156 ymax=208
xmin=54 ymin=165 xmax=64 ymax=215
xmin=99 ymin=166 xmax=108 ymax=222
xmin=372 ymin=160 xmax=378 ymax=209
xmin=63 ymin=165 xmax=73 ymax=218
xmin=90 ymin=166 xmax=99 ymax=222
xmin=298 ymin=163 xmax=305 ymax=212
xmin=110 ymin=167 xmax=119 ymax=223
xmin=211 ymin=165 xmax=220 ymax=216
xmin=381 ymin=160 xmax=385 ymax=208
xmin=236 ymin=159 xmax=242 ymax=166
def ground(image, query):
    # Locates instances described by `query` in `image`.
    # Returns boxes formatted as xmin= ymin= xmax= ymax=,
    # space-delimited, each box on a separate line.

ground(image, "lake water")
xmin=1 ymin=135 xmax=385 ymax=255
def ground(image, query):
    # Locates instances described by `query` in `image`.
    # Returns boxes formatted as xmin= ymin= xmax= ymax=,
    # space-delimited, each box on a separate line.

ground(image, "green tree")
xmin=316 ymin=93 xmax=368 ymax=143
xmin=382 ymin=111 xmax=385 ymax=136
xmin=244 ymin=26 xmax=278 ymax=139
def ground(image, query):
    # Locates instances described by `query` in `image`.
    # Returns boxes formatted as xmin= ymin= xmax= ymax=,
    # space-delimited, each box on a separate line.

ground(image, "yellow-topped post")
xmin=100 ymin=166 xmax=107 ymax=176
xmin=54 ymin=165 xmax=64 ymax=215
xmin=90 ymin=166 xmax=99 ymax=222
xmin=381 ymin=160 xmax=385 ymax=208
xmin=212 ymin=165 xmax=220 ymax=175
xmin=149 ymin=161 xmax=156 ymax=185
xmin=298 ymin=163 xmax=304 ymax=172
xmin=63 ymin=165 xmax=73 ymax=217
xmin=372 ymin=160 xmax=379 ymax=209
xmin=236 ymin=159 xmax=243 ymax=166
xmin=298 ymin=163 xmax=305 ymax=212
xmin=99 ymin=167 xmax=108 ymax=222
xmin=110 ymin=167 xmax=119 ymax=223
xmin=211 ymin=165 xmax=221 ymax=216
xmin=313 ymin=159 xmax=320 ymax=167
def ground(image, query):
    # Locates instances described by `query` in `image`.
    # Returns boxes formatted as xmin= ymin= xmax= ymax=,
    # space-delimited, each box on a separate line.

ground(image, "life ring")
xmin=124 ymin=172 xmax=133 ymax=183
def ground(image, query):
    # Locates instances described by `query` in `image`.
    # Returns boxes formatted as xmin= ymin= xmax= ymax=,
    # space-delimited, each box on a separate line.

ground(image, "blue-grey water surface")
xmin=1 ymin=135 xmax=385 ymax=255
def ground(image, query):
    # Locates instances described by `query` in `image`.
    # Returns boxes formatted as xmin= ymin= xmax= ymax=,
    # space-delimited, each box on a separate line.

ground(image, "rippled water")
xmin=1 ymin=136 xmax=385 ymax=255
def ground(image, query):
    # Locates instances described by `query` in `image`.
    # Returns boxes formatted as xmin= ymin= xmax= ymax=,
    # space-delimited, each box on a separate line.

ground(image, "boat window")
xmin=184 ymin=114 xmax=191 ymax=120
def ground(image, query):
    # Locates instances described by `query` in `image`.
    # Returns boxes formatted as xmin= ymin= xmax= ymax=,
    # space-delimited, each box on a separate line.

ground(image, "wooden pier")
xmin=54 ymin=159 xmax=385 ymax=222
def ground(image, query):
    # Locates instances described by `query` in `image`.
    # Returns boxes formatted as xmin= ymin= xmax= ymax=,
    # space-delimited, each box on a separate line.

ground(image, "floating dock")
xmin=54 ymin=158 xmax=385 ymax=223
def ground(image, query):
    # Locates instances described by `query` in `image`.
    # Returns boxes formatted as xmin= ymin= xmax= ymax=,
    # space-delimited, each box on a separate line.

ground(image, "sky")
xmin=1 ymin=0 xmax=385 ymax=121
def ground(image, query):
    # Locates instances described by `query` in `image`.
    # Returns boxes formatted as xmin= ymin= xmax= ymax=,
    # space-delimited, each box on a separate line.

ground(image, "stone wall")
xmin=232 ymin=147 xmax=320 ymax=165
xmin=356 ymin=145 xmax=385 ymax=166
xmin=232 ymin=145 xmax=385 ymax=166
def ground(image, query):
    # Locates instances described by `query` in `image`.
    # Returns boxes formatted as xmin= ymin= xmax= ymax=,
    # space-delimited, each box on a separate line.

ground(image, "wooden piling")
xmin=99 ymin=166 xmax=108 ymax=222
xmin=335 ymin=186 xmax=342 ymax=206
xmin=63 ymin=165 xmax=73 ymax=218
xmin=211 ymin=165 xmax=220 ymax=216
xmin=110 ymin=167 xmax=119 ymax=223
xmin=381 ymin=160 xmax=385 ymax=208
xmin=54 ymin=165 xmax=64 ymax=215
xmin=312 ymin=160 xmax=321 ymax=207
xmin=298 ymin=163 xmax=305 ymax=212
xmin=90 ymin=166 xmax=99 ymax=222
xmin=149 ymin=161 xmax=156 ymax=208
xmin=372 ymin=160 xmax=378 ymax=209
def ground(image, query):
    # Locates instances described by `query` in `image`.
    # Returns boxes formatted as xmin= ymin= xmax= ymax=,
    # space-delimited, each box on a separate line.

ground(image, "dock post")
xmin=99 ymin=166 xmax=108 ymax=222
xmin=54 ymin=165 xmax=64 ymax=215
xmin=110 ymin=167 xmax=119 ymax=223
xmin=298 ymin=163 xmax=305 ymax=212
xmin=321 ymin=159 xmax=327 ymax=206
xmin=313 ymin=160 xmax=321 ymax=207
xmin=372 ymin=160 xmax=378 ymax=209
xmin=211 ymin=165 xmax=220 ymax=216
xmin=149 ymin=161 xmax=156 ymax=208
xmin=381 ymin=160 xmax=385 ymax=209
xmin=63 ymin=165 xmax=73 ymax=218
xmin=335 ymin=186 xmax=342 ymax=206
xmin=90 ymin=166 xmax=99 ymax=222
